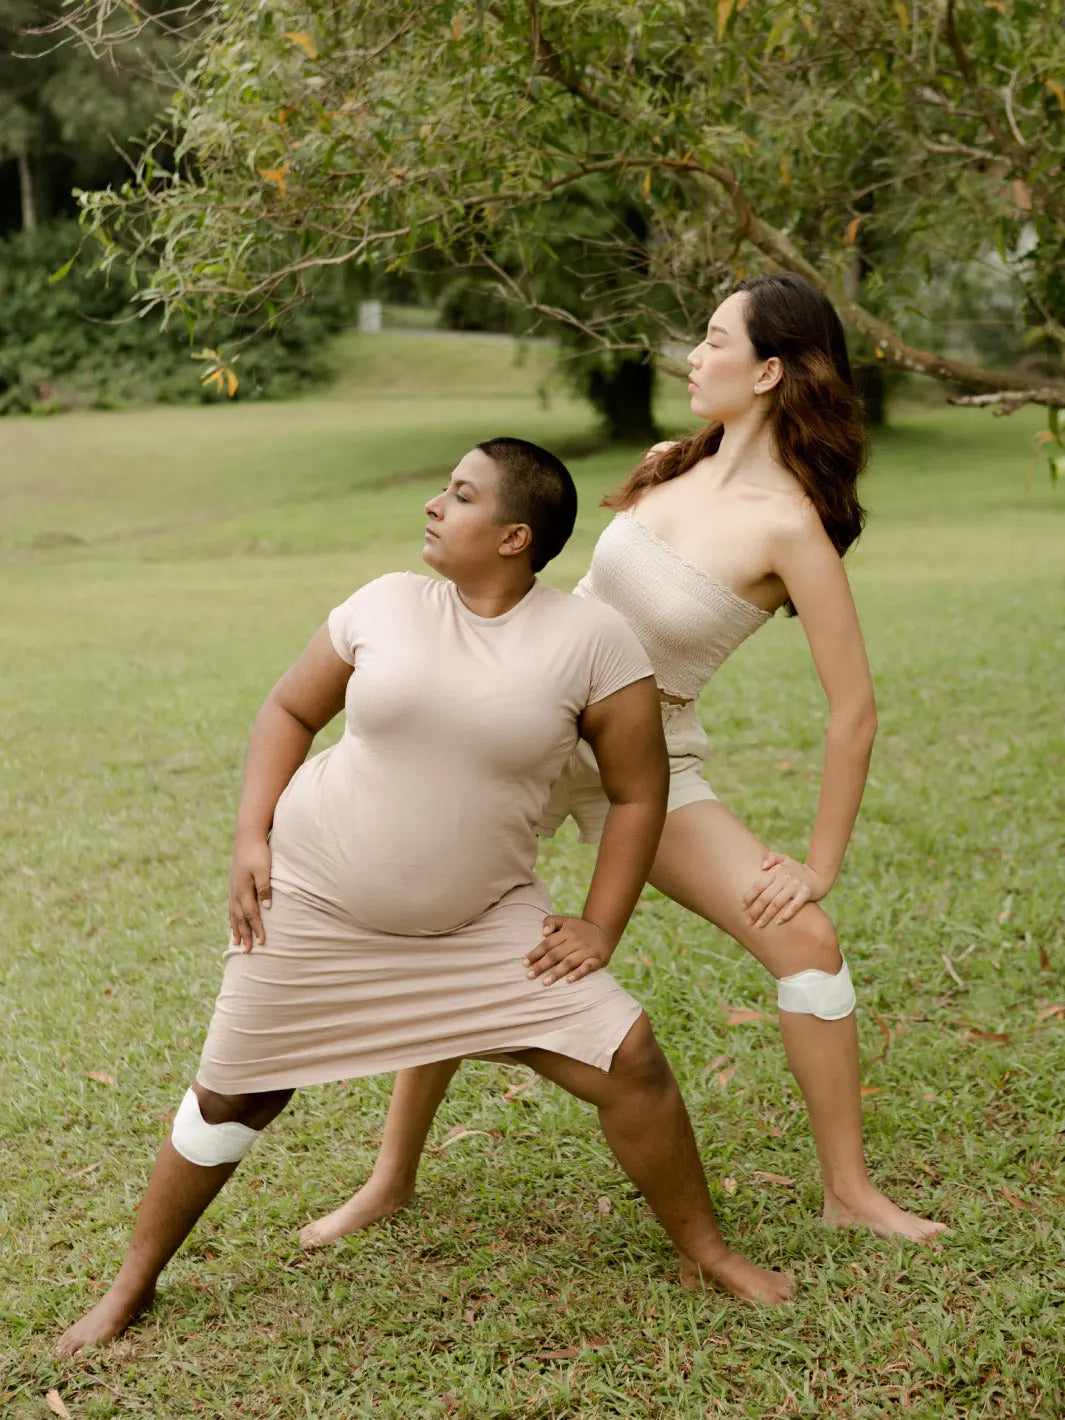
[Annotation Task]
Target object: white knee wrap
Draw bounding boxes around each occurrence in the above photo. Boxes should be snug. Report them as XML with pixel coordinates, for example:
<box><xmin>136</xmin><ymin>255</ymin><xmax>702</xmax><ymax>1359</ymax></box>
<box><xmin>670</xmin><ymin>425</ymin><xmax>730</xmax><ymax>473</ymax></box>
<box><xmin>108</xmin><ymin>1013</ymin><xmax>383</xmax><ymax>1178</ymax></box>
<box><xmin>777</xmin><ymin>959</ymin><xmax>856</xmax><ymax>1021</ymax></box>
<box><xmin>170</xmin><ymin>1088</ymin><xmax>260</xmax><ymax>1167</ymax></box>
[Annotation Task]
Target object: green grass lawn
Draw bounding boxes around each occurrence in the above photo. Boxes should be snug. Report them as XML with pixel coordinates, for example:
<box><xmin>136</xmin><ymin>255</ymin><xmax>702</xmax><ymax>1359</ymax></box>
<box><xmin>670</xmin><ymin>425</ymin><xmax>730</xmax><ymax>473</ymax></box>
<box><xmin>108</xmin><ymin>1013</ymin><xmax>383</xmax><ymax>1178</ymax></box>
<box><xmin>1</xmin><ymin>336</ymin><xmax>1064</xmax><ymax>1418</ymax></box>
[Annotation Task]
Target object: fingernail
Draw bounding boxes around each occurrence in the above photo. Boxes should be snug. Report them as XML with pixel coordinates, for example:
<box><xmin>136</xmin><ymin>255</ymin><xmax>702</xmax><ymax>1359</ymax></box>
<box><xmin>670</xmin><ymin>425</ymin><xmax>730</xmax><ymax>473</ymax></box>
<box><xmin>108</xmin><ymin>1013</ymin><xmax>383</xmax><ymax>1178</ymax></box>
<box><xmin>263</xmin><ymin>900</ymin><xmax>271</xmax><ymax>910</ymax></box>
<box><xmin>522</xmin><ymin>958</ymin><xmax>530</xmax><ymax>966</ymax></box>
<box><xmin>527</xmin><ymin>970</ymin><xmax>535</xmax><ymax>979</ymax></box>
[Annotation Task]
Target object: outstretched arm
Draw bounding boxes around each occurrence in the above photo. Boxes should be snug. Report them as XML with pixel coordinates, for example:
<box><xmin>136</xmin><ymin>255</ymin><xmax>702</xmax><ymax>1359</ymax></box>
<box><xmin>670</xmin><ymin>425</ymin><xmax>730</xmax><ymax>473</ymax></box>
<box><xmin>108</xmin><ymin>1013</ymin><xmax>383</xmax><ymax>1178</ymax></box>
<box><xmin>525</xmin><ymin>675</ymin><xmax>668</xmax><ymax>983</ymax></box>
<box><xmin>742</xmin><ymin>507</ymin><xmax>877</xmax><ymax>928</ymax></box>
<box><xmin>229</xmin><ymin>624</ymin><xmax>352</xmax><ymax>949</ymax></box>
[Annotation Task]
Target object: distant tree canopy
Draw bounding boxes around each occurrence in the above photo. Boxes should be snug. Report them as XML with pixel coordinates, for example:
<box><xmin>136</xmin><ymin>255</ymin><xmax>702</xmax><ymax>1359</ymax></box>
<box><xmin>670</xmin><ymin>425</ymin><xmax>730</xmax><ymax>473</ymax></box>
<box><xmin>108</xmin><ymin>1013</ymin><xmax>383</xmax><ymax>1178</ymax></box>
<box><xmin>0</xmin><ymin>0</ymin><xmax>177</xmax><ymax>233</ymax></box>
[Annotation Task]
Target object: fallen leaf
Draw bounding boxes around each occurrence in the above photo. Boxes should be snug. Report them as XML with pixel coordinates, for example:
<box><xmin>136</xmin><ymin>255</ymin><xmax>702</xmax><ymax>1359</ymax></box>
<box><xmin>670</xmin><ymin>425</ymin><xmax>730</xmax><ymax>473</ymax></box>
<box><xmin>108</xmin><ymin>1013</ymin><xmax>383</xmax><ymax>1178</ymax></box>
<box><xmin>69</xmin><ymin>1161</ymin><xmax>100</xmax><ymax>1178</ymax></box>
<box><xmin>751</xmin><ymin>1171</ymin><xmax>795</xmax><ymax>1186</ymax></box>
<box><xmin>536</xmin><ymin>1346</ymin><xmax>580</xmax><ymax>1361</ymax></box>
<box><xmin>716</xmin><ymin>1064</ymin><xmax>737</xmax><ymax>1090</ymax></box>
<box><xmin>596</xmin><ymin>1196</ymin><xmax>612</xmax><ymax>1215</ymax></box>
<box><xmin>1002</xmin><ymin>1186</ymin><xmax>1028</xmax><ymax>1209</ymax></box>
<box><xmin>726</xmin><ymin>1008</ymin><xmax>766</xmax><ymax>1026</ymax></box>
<box><xmin>867</xmin><ymin>1011</ymin><xmax>892</xmax><ymax>1067</ymax></box>
<box><xmin>1038</xmin><ymin>944</ymin><xmax>1050</xmax><ymax>972</ymax></box>
<box><xmin>859</xmin><ymin>1085</ymin><xmax>882</xmax><ymax>1096</ymax></box>
<box><xmin>463</xmin><ymin>1307</ymin><xmax>476</xmax><ymax>1324</ymax></box>
<box><xmin>440</xmin><ymin>1127</ymin><xmax>494</xmax><ymax>1149</ymax></box>
<box><xmin>702</xmin><ymin>1053</ymin><xmax>731</xmax><ymax>1075</ymax></box>
<box><xmin>87</xmin><ymin>1071</ymin><xmax>116</xmax><ymax>1087</ymax></box>
<box><xmin>767</xmin><ymin>1126</ymin><xmax>784</xmax><ymax>1138</ymax></box>
<box><xmin>722</xmin><ymin>1176</ymin><xmax>737</xmax><ymax>1195</ymax></box>
<box><xmin>965</xmin><ymin>1028</ymin><xmax>1010</xmax><ymax>1044</ymax></box>
<box><xmin>283</xmin><ymin>30</ymin><xmax>318</xmax><ymax>59</ymax></box>
<box><xmin>1035</xmin><ymin>1003</ymin><xmax>1065</xmax><ymax>1022</ymax></box>
<box><xmin>165</xmin><ymin>913</ymin><xmax>187</xmax><ymax>926</ymax></box>
<box><xmin>45</xmin><ymin>1393</ymin><xmax>72</xmax><ymax>1420</ymax></box>
<box><xmin>585</xmin><ymin>1335</ymin><xmax>608</xmax><ymax>1349</ymax></box>
<box><xmin>503</xmin><ymin>1078</ymin><xmax>536</xmax><ymax>1103</ymax></box>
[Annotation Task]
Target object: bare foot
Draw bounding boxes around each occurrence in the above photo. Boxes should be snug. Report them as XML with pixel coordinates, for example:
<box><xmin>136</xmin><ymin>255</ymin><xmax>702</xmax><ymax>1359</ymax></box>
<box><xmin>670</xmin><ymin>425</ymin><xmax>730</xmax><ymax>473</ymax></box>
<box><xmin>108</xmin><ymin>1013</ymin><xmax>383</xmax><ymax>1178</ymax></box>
<box><xmin>299</xmin><ymin>1178</ymin><xmax>414</xmax><ymax>1250</ymax></box>
<box><xmin>680</xmin><ymin>1250</ymin><xmax>795</xmax><ymax>1305</ymax></box>
<box><xmin>56</xmin><ymin>1283</ymin><xmax>156</xmax><ymax>1356</ymax></box>
<box><xmin>824</xmin><ymin>1188</ymin><xmax>948</xmax><ymax>1242</ymax></box>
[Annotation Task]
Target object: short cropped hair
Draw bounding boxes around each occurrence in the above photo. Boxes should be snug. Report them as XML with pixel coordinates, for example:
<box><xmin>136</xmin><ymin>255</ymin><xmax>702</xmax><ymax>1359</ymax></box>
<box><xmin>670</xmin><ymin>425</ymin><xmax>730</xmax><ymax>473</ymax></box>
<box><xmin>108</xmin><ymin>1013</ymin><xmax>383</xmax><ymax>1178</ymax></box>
<box><xmin>477</xmin><ymin>437</ymin><xmax>578</xmax><ymax>573</ymax></box>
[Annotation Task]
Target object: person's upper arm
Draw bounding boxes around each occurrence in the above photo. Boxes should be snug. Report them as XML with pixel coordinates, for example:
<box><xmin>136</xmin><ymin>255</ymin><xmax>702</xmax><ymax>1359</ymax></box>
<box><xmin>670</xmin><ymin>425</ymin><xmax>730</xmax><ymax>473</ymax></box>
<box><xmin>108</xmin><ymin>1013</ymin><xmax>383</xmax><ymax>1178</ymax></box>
<box><xmin>268</xmin><ymin>623</ymin><xmax>353</xmax><ymax>735</ymax></box>
<box><xmin>771</xmin><ymin>505</ymin><xmax>876</xmax><ymax>725</ymax></box>
<box><xmin>581</xmin><ymin>676</ymin><xmax>668</xmax><ymax>810</ymax></box>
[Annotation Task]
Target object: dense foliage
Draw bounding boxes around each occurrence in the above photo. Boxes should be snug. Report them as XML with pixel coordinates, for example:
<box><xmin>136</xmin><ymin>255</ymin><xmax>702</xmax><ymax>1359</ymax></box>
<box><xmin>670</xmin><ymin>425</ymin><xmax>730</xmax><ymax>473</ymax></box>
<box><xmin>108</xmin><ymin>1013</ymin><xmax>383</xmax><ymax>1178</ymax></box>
<box><xmin>63</xmin><ymin>0</ymin><xmax>1065</xmax><ymax>418</ymax></box>
<box><xmin>0</xmin><ymin>221</ymin><xmax>351</xmax><ymax>412</ymax></box>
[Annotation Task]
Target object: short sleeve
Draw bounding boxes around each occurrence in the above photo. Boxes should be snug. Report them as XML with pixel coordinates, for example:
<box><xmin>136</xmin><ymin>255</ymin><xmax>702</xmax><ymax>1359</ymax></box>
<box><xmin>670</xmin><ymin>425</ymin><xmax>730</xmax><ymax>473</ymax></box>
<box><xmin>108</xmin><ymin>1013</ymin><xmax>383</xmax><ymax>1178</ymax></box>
<box><xmin>584</xmin><ymin>605</ymin><xmax>654</xmax><ymax>706</ymax></box>
<box><xmin>327</xmin><ymin>575</ymin><xmax>399</xmax><ymax>665</ymax></box>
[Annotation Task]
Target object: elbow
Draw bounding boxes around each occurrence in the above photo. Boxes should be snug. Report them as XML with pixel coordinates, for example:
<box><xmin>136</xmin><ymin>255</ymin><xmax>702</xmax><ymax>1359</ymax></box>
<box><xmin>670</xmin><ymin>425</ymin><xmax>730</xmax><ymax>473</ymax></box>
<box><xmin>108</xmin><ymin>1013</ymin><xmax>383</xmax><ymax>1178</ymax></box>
<box><xmin>830</xmin><ymin>701</ymin><xmax>877</xmax><ymax>751</ymax></box>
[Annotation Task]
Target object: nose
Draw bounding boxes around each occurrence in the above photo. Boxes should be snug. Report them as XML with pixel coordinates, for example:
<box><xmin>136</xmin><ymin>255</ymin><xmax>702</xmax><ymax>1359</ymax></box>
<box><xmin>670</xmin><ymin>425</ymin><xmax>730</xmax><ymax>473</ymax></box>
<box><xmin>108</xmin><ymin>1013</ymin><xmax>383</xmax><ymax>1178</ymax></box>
<box><xmin>424</xmin><ymin>494</ymin><xmax>443</xmax><ymax>519</ymax></box>
<box><xmin>687</xmin><ymin>346</ymin><xmax>701</xmax><ymax>369</ymax></box>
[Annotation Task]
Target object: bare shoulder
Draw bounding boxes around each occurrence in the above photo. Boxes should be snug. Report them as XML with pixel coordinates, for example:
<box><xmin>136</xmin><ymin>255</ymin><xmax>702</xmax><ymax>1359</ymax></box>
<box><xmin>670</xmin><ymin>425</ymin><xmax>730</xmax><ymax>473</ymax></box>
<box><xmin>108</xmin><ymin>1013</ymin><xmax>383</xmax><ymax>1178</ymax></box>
<box><xmin>770</xmin><ymin>489</ymin><xmax>836</xmax><ymax>555</ymax></box>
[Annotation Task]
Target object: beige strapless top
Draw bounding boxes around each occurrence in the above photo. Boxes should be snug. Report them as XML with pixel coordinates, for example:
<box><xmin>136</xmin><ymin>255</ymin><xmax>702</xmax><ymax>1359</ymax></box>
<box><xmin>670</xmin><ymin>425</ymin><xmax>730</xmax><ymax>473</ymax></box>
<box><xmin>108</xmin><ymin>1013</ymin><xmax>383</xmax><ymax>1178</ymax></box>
<box><xmin>573</xmin><ymin>511</ymin><xmax>773</xmax><ymax>702</ymax></box>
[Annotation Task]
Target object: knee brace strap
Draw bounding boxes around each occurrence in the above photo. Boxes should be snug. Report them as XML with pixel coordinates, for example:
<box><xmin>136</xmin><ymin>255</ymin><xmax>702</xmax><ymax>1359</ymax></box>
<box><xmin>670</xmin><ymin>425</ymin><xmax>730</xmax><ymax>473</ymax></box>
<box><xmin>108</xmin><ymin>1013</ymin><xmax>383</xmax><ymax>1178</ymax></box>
<box><xmin>171</xmin><ymin>1088</ymin><xmax>260</xmax><ymax>1167</ymax></box>
<box><xmin>777</xmin><ymin>959</ymin><xmax>856</xmax><ymax>1021</ymax></box>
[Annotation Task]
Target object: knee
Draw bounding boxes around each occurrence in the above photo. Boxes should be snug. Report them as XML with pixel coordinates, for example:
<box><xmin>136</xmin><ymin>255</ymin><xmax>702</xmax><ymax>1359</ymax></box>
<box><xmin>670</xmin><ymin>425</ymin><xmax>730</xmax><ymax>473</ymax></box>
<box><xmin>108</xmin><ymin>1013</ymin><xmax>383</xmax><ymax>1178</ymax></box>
<box><xmin>194</xmin><ymin>1084</ymin><xmax>293</xmax><ymax>1130</ymax></box>
<box><xmin>610</xmin><ymin>1014</ymin><xmax>674</xmax><ymax>1093</ymax></box>
<box><xmin>780</xmin><ymin>906</ymin><xmax>842</xmax><ymax>976</ymax></box>
<box><xmin>170</xmin><ymin>1085</ymin><xmax>293</xmax><ymax>1169</ymax></box>
<box><xmin>775</xmin><ymin>910</ymin><xmax>855</xmax><ymax>1022</ymax></box>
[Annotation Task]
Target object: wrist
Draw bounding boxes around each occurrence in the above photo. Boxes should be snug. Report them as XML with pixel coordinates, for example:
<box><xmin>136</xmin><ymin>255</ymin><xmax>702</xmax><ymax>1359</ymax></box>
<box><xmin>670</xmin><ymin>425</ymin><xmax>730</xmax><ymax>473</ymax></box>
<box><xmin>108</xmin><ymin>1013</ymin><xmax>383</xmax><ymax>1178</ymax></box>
<box><xmin>582</xmin><ymin>917</ymin><xmax>620</xmax><ymax>953</ymax></box>
<box><xmin>804</xmin><ymin>860</ymin><xmax>836</xmax><ymax>890</ymax></box>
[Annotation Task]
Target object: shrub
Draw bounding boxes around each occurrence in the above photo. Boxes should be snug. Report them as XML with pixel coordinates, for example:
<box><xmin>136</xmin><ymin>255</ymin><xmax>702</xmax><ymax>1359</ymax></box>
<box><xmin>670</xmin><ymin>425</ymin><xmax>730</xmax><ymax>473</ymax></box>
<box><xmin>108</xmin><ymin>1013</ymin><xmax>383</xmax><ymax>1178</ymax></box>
<box><xmin>0</xmin><ymin>222</ymin><xmax>352</xmax><ymax>413</ymax></box>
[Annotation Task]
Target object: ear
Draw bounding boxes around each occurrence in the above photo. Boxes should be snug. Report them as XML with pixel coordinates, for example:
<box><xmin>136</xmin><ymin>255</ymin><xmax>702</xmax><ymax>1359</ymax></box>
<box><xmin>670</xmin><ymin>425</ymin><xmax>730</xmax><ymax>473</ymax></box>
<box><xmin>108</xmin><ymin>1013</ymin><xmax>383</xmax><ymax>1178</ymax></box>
<box><xmin>754</xmin><ymin>356</ymin><xmax>783</xmax><ymax>395</ymax></box>
<box><xmin>498</xmin><ymin>523</ymin><xmax>533</xmax><ymax>560</ymax></box>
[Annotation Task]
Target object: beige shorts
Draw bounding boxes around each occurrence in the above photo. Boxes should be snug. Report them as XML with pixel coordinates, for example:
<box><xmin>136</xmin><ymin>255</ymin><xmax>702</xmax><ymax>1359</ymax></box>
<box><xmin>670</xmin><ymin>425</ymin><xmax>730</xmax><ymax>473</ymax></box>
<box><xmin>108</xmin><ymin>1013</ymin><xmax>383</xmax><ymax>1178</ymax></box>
<box><xmin>536</xmin><ymin>700</ymin><xmax>716</xmax><ymax>845</ymax></box>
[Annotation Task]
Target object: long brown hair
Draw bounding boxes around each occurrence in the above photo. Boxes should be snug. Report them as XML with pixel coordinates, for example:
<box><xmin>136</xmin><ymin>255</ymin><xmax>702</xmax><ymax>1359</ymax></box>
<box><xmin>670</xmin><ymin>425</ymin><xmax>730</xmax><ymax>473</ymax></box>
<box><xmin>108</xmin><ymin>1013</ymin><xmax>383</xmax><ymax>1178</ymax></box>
<box><xmin>604</xmin><ymin>273</ymin><xmax>868</xmax><ymax>612</ymax></box>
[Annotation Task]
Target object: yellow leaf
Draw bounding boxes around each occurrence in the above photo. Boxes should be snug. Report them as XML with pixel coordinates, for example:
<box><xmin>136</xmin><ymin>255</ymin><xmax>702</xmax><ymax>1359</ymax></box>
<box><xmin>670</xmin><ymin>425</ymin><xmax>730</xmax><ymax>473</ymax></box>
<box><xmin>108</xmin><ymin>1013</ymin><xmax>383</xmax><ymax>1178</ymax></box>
<box><xmin>717</xmin><ymin>0</ymin><xmax>734</xmax><ymax>40</ymax></box>
<box><xmin>893</xmin><ymin>0</ymin><xmax>909</xmax><ymax>31</ymax></box>
<box><xmin>283</xmin><ymin>31</ymin><xmax>317</xmax><ymax>60</ymax></box>
<box><xmin>874</xmin><ymin>346</ymin><xmax>885</xmax><ymax>359</ymax></box>
<box><xmin>202</xmin><ymin>369</ymin><xmax>224</xmax><ymax>393</ymax></box>
<box><xmin>642</xmin><ymin>169</ymin><xmax>652</xmax><ymax>196</ymax></box>
<box><xmin>277</xmin><ymin>106</ymin><xmax>293</xmax><ymax>127</ymax></box>
<box><xmin>452</xmin><ymin>13</ymin><xmax>462</xmax><ymax>39</ymax></box>
<box><xmin>45</xmin><ymin>1392</ymin><xmax>72</xmax><ymax>1420</ymax></box>
<box><xmin>1046</xmin><ymin>79</ymin><xmax>1065</xmax><ymax>110</ymax></box>
<box><xmin>259</xmin><ymin>166</ymin><xmax>288</xmax><ymax>198</ymax></box>
<box><xmin>844</xmin><ymin>215</ymin><xmax>863</xmax><ymax>245</ymax></box>
<box><xmin>224</xmin><ymin>368</ymin><xmax>239</xmax><ymax>398</ymax></box>
<box><xmin>779</xmin><ymin>151</ymin><xmax>790</xmax><ymax>186</ymax></box>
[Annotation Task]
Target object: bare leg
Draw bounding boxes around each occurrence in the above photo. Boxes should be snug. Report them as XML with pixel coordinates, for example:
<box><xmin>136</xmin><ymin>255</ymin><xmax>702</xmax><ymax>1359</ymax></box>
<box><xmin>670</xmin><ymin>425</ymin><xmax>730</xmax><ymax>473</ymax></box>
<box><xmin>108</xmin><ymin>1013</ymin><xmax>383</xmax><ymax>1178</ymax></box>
<box><xmin>651</xmin><ymin>800</ymin><xmax>946</xmax><ymax>1242</ymax></box>
<box><xmin>515</xmin><ymin>1013</ymin><xmax>793</xmax><ymax>1303</ymax></box>
<box><xmin>56</xmin><ymin>1084</ymin><xmax>293</xmax><ymax>1355</ymax></box>
<box><xmin>300</xmin><ymin>1058</ymin><xmax>460</xmax><ymax>1249</ymax></box>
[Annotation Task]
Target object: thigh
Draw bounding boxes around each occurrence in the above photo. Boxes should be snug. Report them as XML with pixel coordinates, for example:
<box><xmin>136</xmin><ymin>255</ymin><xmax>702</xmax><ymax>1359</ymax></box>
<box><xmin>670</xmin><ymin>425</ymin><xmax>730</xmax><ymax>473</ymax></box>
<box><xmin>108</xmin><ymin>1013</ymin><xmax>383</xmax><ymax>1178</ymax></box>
<box><xmin>512</xmin><ymin>1012</ymin><xmax>669</xmax><ymax>1108</ymax></box>
<box><xmin>650</xmin><ymin>800</ymin><xmax>840</xmax><ymax>978</ymax></box>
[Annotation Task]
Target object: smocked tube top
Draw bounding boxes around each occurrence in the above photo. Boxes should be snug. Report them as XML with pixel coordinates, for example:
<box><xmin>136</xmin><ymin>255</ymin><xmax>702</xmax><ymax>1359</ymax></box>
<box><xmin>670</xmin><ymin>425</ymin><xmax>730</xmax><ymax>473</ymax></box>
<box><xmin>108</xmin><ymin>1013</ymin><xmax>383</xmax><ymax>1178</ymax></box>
<box><xmin>574</xmin><ymin>511</ymin><xmax>773</xmax><ymax>703</ymax></box>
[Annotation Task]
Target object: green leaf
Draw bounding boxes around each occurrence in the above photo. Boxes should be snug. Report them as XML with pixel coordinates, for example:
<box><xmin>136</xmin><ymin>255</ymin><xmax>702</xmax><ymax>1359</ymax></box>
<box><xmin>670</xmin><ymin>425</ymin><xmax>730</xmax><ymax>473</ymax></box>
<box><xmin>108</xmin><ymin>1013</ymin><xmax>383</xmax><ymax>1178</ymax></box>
<box><xmin>49</xmin><ymin>254</ymin><xmax>77</xmax><ymax>284</ymax></box>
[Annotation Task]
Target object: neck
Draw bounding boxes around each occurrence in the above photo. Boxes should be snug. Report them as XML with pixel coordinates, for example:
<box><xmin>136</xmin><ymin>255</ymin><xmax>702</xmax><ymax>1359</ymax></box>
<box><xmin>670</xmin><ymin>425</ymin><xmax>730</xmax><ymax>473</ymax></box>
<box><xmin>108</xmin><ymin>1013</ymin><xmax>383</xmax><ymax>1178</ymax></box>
<box><xmin>452</xmin><ymin>567</ymin><xmax>536</xmax><ymax>618</ymax></box>
<box><xmin>708</xmin><ymin>408</ymin><xmax>787</xmax><ymax>485</ymax></box>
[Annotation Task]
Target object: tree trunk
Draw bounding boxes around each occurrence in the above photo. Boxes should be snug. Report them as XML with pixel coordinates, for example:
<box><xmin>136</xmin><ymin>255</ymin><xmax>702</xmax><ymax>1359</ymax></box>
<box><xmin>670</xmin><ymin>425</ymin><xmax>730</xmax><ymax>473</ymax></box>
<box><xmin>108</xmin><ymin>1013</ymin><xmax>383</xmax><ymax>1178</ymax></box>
<box><xmin>17</xmin><ymin>148</ymin><xmax>37</xmax><ymax>234</ymax></box>
<box><xmin>587</xmin><ymin>354</ymin><xmax>659</xmax><ymax>443</ymax></box>
<box><xmin>855</xmin><ymin>362</ymin><xmax>889</xmax><ymax>427</ymax></box>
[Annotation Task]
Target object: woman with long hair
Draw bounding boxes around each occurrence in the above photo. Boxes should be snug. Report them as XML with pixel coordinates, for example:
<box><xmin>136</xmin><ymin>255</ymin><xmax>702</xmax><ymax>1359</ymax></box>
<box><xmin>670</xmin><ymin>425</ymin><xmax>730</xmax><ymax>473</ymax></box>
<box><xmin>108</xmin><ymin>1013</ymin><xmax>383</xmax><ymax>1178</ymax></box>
<box><xmin>301</xmin><ymin>273</ymin><xmax>946</xmax><ymax>1252</ymax></box>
